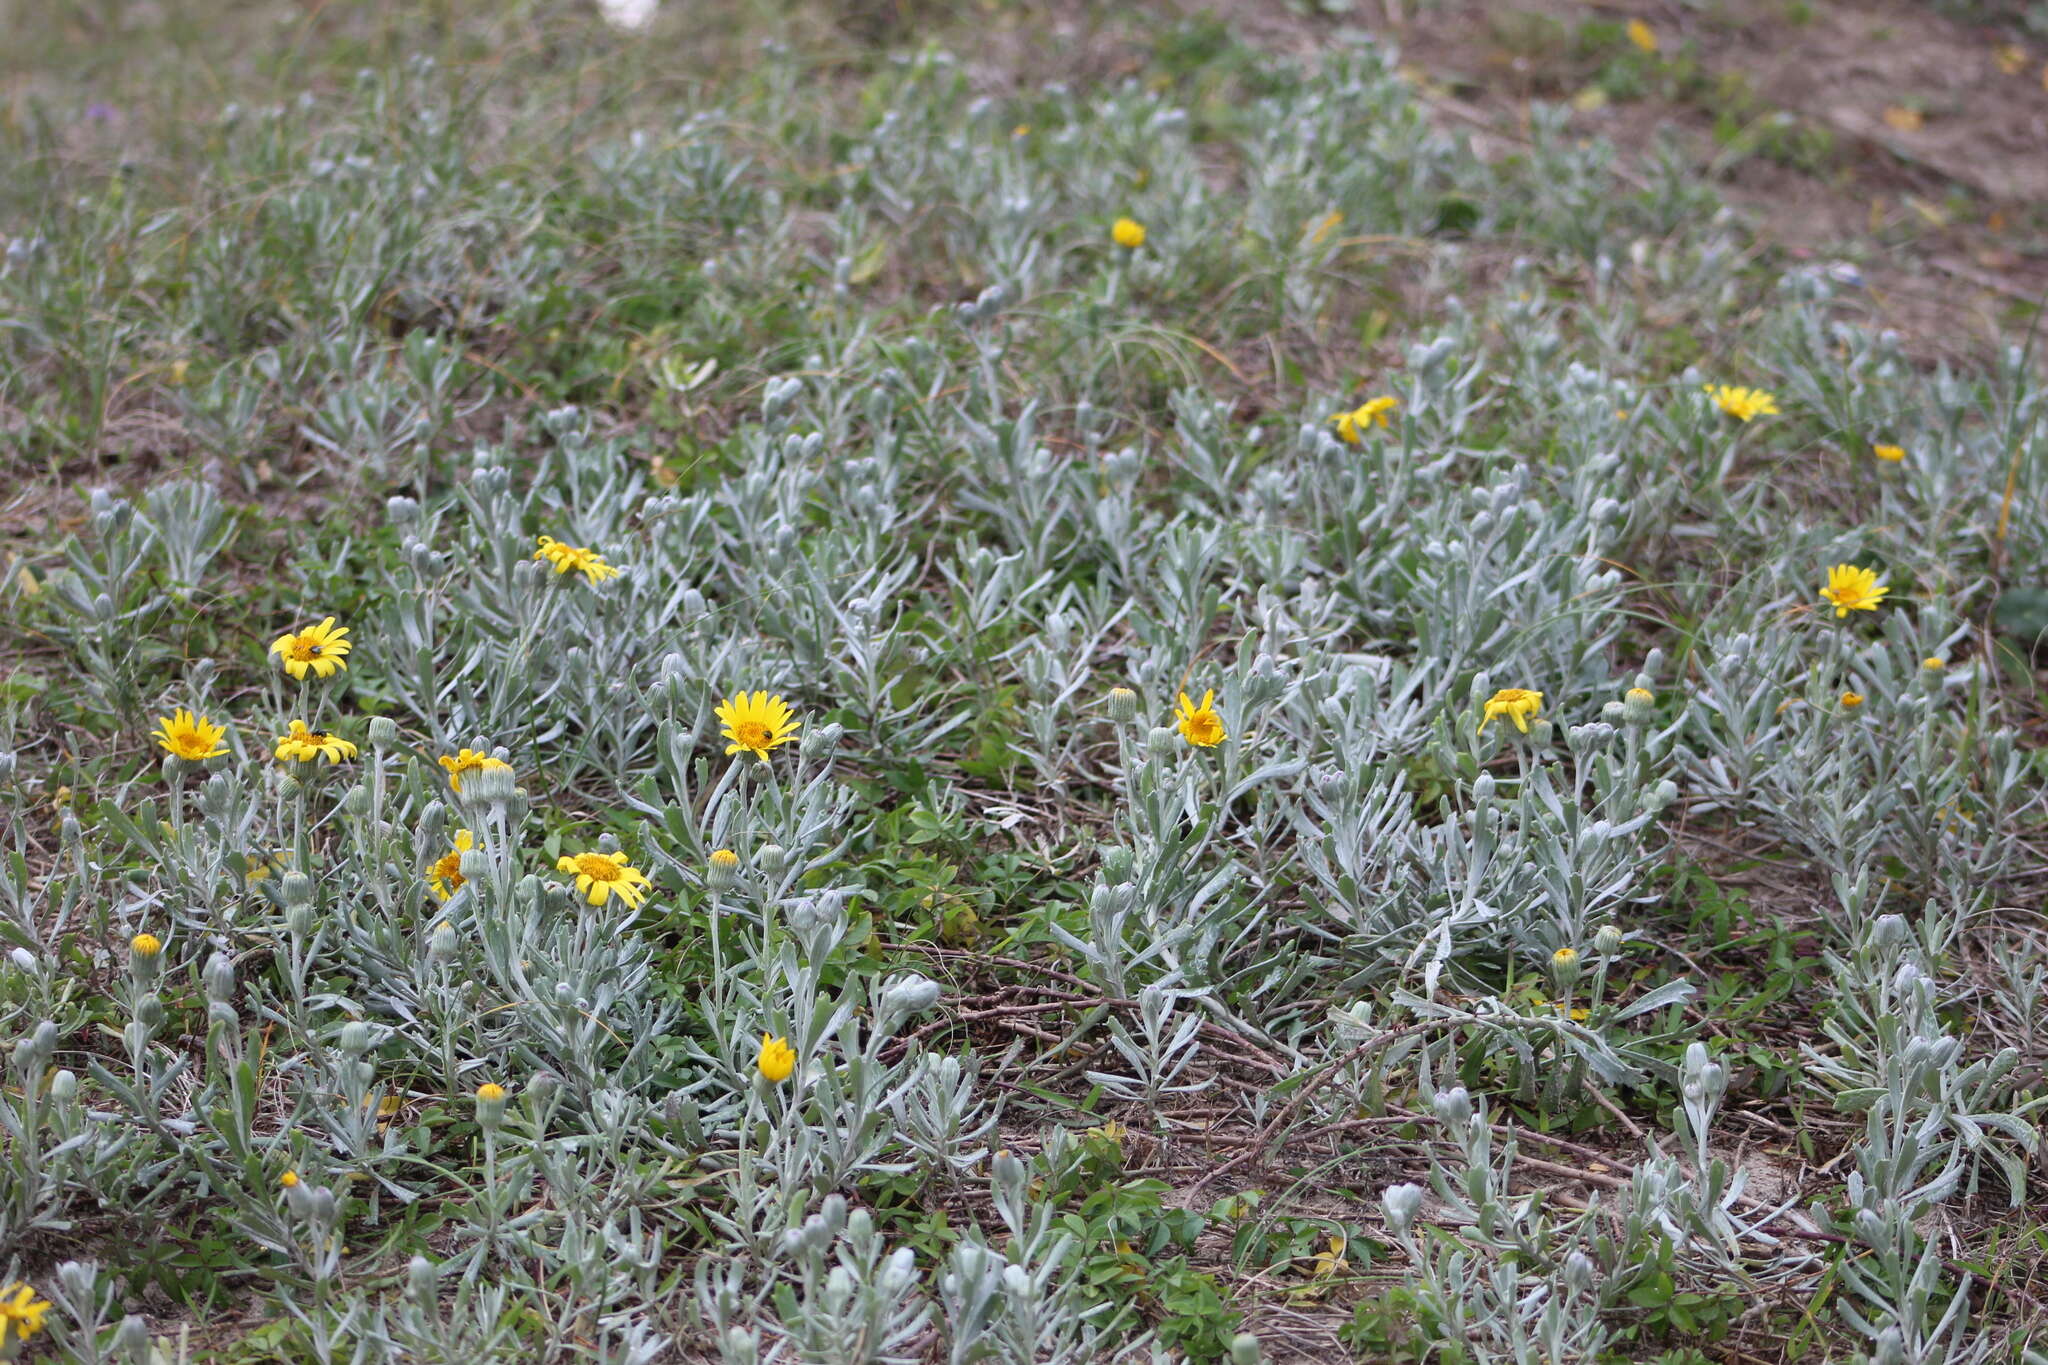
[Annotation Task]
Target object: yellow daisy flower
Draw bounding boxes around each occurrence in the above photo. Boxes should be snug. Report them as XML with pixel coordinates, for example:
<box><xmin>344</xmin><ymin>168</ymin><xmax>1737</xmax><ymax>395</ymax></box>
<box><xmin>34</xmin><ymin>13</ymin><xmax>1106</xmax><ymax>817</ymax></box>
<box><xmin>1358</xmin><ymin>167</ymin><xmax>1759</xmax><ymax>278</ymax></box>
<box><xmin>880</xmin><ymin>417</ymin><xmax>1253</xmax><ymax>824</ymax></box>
<box><xmin>0</xmin><ymin>1282</ymin><xmax>51</xmax><ymax>1349</ymax></box>
<box><xmin>534</xmin><ymin>535</ymin><xmax>621</xmax><ymax>586</ymax></box>
<box><xmin>269</xmin><ymin>617</ymin><xmax>352</xmax><ymax>680</ymax></box>
<box><xmin>438</xmin><ymin>748</ymin><xmax>512</xmax><ymax>793</ymax></box>
<box><xmin>1331</xmin><ymin>396</ymin><xmax>1399</xmax><ymax>444</ymax></box>
<box><xmin>756</xmin><ymin>1032</ymin><xmax>797</xmax><ymax>1083</ymax></box>
<box><xmin>152</xmin><ymin>708</ymin><xmax>229</xmax><ymax>761</ymax></box>
<box><xmin>1479</xmin><ymin>687</ymin><xmax>1544</xmax><ymax>734</ymax></box>
<box><xmin>715</xmin><ymin>691</ymin><xmax>801</xmax><ymax>762</ymax></box>
<box><xmin>555</xmin><ymin>850</ymin><xmax>653</xmax><ymax>909</ymax></box>
<box><xmin>1704</xmin><ymin>385</ymin><xmax>1779</xmax><ymax>422</ymax></box>
<box><xmin>1819</xmin><ymin>564</ymin><xmax>1888</xmax><ymax>617</ymax></box>
<box><xmin>274</xmin><ymin>721</ymin><xmax>357</xmax><ymax>764</ymax></box>
<box><xmin>427</xmin><ymin>829</ymin><xmax>473</xmax><ymax>901</ymax></box>
<box><xmin>1174</xmin><ymin>690</ymin><xmax>1226</xmax><ymax>747</ymax></box>
<box><xmin>1111</xmin><ymin>216</ymin><xmax>1146</xmax><ymax>249</ymax></box>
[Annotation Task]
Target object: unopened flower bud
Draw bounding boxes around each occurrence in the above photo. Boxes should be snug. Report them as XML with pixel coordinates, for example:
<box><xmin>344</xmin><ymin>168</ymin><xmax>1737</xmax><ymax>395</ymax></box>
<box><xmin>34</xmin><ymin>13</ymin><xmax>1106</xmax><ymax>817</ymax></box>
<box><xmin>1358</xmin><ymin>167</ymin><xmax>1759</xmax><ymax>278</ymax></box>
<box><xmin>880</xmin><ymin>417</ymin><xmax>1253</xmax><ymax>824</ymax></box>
<box><xmin>1382</xmin><ymin>1181</ymin><xmax>1425</xmax><ymax>1237</ymax></box>
<box><xmin>474</xmin><ymin>1081</ymin><xmax>509</xmax><ymax>1130</ymax></box>
<box><xmin>1594</xmin><ymin>923</ymin><xmax>1624</xmax><ymax>957</ymax></box>
<box><xmin>386</xmin><ymin>495</ymin><xmax>420</xmax><ymax>525</ymax></box>
<box><xmin>429</xmin><ymin>920</ymin><xmax>457</xmax><ymax>962</ymax></box>
<box><xmin>1550</xmin><ymin>945</ymin><xmax>1581</xmax><ymax>989</ymax></box>
<box><xmin>992</xmin><ymin>1149</ymin><xmax>1028</xmax><ymax>1203</ymax></box>
<box><xmin>1432</xmin><ymin>1086</ymin><xmax>1473</xmax><ymax>1129</ymax></box>
<box><xmin>285</xmin><ymin>901</ymin><xmax>316</xmax><ymax>939</ymax></box>
<box><xmin>280</xmin><ymin>871</ymin><xmax>315</xmax><ymax>908</ymax></box>
<box><xmin>1099</xmin><ymin>846</ymin><xmax>1136</xmax><ymax>884</ymax></box>
<box><xmin>1562</xmin><ymin>1250</ymin><xmax>1597</xmax><ymax>1293</ymax></box>
<box><xmin>756</xmin><ymin>843</ymin><xmax>790</xmax><ymax>877</ymax></box>
<box><xmin>1146</xmin><ymin>725</ymin><xmax>1177</xmax><ymax>760</ymax></box>
<box><xmin>135</xmin><ymin>993</ymin><xmax>166</xmax><ymax>1031</ymax></box>
<box><xmin>407</xmin><ymin>1255</ymin><xmax>437</xmax><ymax>1306</ymax></box>
<box><xmin>881</xmin><ymin>973</ymin><xmax>942</xmax><ymax>1024</ymax></box>
<box><xmin>340</xmin><ymin>784</ymin><xmax>370</xmax><ymax>817</ymax></box>
<box><xmin>203</xmin><ymin>953</ymin><xmax>235</xmax><ymax>1003</ymax></box>
<box><xmin>1623</xmin><ymin>686</ymin><xmax>1655</xmax><ymax>725</ymax></box>
<box><xmin>116</xmin><ymin>1315</ymin><xmax>151</xmax><ymax>1357</ymax></box>
<box><xmin>1229</xmin><ymin>1333</ymin><xmax>1264</xmax><ymax>1365</ymax></box>
<box><xmin>338</xmin><ymin>1021</ymin><xmax>372</xmax><ymax>1055</ymax></box>
<box><xmin>1106</xmin><ymin>686</ymin><xmax>1139</xmax><ymax>723</ymax></box>
<box><xmin>277</xmin><ymin>774</ymin><xmax>303</xmax><ymax>802</ymax></box>
<box><xmin>707</xmin><ymin>848</ymin><xmax>741</xmax><ymax>891</ymax></box>
<box><xmin>49</xmin><ymin>1068</ymin><xmax>78</xmax><ymax>1103</ymax></box>
<box><xmin>368</xmin><ymin>716</ymin><xmax>401</xmax><ymax>749</ymax></box>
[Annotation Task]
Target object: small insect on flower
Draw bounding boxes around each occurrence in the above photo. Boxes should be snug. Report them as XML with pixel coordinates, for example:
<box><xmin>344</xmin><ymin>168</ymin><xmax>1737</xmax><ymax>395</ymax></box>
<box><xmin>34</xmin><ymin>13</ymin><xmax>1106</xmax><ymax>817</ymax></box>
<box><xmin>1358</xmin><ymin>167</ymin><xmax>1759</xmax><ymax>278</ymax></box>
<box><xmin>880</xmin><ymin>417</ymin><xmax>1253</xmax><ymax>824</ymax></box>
<box><xmin>1704</xmin><ymin>385</ymin><xmax>1779</xmax><ymax>422</ymax></box>
<box><xmin>1111</xmin><ymin>216</ymin><xmax>1146</xmax><ymax>249</ymax></box>
<box><xmin>438</xmin><ymin>748</ymin><xmax>512</xmax><ymax>793</ymax></box>
<box><xmin>1819</xmin><ymin>564</ymin><xmax>1889</xmax><ymax>618</ymax></box>
<box><xmin>269</xmin><ymin>617</ymin><xmax>352</xmax><ymax>680</ymax></box>
<box><xmin>274</xmin><ymin>721</ymin><xmax>358</xmax><ymax>765</ymax></box>
<box><xmin>1330</xmin><ymin>396</ymin><xmax>1399</xmax><ymax>444</ymax></box>
<box><xmin>1479</xmin><ymin>687</ymin><xmax>1544</xmax><ymax>734</ymax></box>
<box><xmin>1</xmin><ymin>1281</ymin><xmax>52</xmax><ymax>1347</ymax></box>
<box><xmin>1174</xmin><ymin>690</ymin><xmax>1226</xmax><ymax>747</ymax></box>
<box><xmin>152</xmin><ymin>708</ymin><xmax>229</xmax><ymax>761</ymax></box>
<box><xmin>1626</xmin><ymin>18</ymin><xmax>1657</xmax><ymax>52</ymax></box>
<box><xmin>427</xmin><ymin>830</ymin><xmax>474</xmax><ymax>901</ymax></box>
<box><xmin>555</xmin><ymin>850</ymin><xmax>653</xmax><ymax>909</ymax></box>
<box><xmin>534</xmin><ymin>535</ymin><xmax>621</xmax><ymax>586</ymax></box>
<box><xmin>756</xmin><ymin>1032</ymin><xmax>797</xmax><ymax>1084</ymax></box>
<box><xmin>1871</xmin><ymin>442</ymin><xmax>1906</xmax><ymax>462</ymax></box>
<box><xmin>715</xmin><ymin>691</ymin><xmax>801</xmax><ymax>761</ymax></box>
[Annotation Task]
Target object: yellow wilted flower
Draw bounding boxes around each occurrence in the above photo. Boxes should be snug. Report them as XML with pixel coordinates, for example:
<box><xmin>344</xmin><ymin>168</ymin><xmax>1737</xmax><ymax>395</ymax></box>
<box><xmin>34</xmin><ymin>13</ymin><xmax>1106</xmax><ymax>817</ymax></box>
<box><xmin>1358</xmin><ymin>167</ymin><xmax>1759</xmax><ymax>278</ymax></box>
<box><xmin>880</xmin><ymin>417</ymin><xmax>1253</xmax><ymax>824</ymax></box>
<box><xmin>269</xmin><ymin>616</ymin><xmax>352</xmax><ymax>680</ymax></box>
<box><xmin>274</xmin><ymin>721</ymin><xmax>358</xmax><ymax>765</ymax></box>
<box><xmin>1840</xmin><ymin>691</ymin><xmax>1865</xmax><ymax>709</ymax></box>
<box><xmin>715</xmin><ymin>691</ymin><xmax>801</xmax><ymax>761</ymax></box>
<box><xmin>1627</xmin><ymin>18</ymin><xmax>1657</xmax><ymax>53</ymax></box>
<box><xmin>555</xmin><ymin>850</ymin><xmax>653</xmax><ymax>909</ymax></box>
<box><xmin>1174</xmin><ymin>690</ymin><xmax>1225</xmax><ymax>748</ymax></box>
<box><xmin>152</xmin><ymin>708</ymin><xmax>229</xmax><ymax>761</ymax></box>
<box><xmin>1479</xmin><ymin>688</ymin><xmax>1544</xmax><ymax>734</ymax></box>
<box><xmin>756</xmin><ymin>1033</ymin><xmax>797</xmax><ymax>1083</ymax></box>
<box><xmin>438</xmin><ymin>748</ymin><xmax>512</xmax><ymax>793</ymax></box>
<box><xmin>1331</xmin><ymin>396</ymin><xmax>1399</xmax><ymax>444</ymax></box>
<box><xmin>427</xmin><ymin>830</ymin><xmax>473</xmax><ymax>901</ymax></box>
<box><xmin>1819</xmin><ymin>564</ymin><xmax>1888</xmax><ymax>618</ymax></box>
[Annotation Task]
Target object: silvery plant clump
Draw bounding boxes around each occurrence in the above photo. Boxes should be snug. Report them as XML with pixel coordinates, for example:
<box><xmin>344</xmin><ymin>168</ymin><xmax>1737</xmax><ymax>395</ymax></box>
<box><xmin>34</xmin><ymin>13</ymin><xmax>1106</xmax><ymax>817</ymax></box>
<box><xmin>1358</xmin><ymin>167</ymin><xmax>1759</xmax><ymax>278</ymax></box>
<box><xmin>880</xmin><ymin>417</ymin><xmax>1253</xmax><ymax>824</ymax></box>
<box><xmin>4</xmin><ymin>10</ymin><xmax>2047</xmax><ymax>1364</ymax></box>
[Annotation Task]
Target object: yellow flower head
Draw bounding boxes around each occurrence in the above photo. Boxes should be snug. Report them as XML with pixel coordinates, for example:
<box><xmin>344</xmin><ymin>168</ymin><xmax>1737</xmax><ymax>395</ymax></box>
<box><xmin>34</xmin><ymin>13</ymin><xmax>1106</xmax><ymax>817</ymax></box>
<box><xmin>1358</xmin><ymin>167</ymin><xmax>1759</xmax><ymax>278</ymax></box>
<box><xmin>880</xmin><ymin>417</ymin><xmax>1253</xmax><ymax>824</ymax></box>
<box><xmin>475</xmin><ymin>1082</ymin><xmax>507</xmax><ymax>1103</ymax></box>
<box><xmin>1839</xmin><ymin>691</ymin><xmax>1865</xmax><ymax>709</ymax></box>
<box><xmin>1331</xmin><ymin>396</ymin><xmax>1399</xmax><ymax>444</ymax></box>
<box><xmin>1111</xmin><ymin>216</ymin><xmax>1146</xmax><ymax>249</ymax></box>
<box><xmin>131</xmin><ymin>932</ymin><xmax>163</xmax><ymax>957</ymax></box>
<box><xmin>1174</xmin><ymin>690</ymin><xmax>1226</xmax><ymax>747</ymax></box>
<box><xmin>756</xmin><ymin>1032</ymin><xmax>797</xmax><ymax>1083</ymax></box>
<box><xmin>715</xmin><ymin>690</ymin><xmax>801</xmax><ymax>762</ymax></box>
<box><xmin>1626</xmin><ymin>18</ymin><xmax>1657</xmax><ymax>52</ymax></box>
<box><xmin>534</xmin><ymin>535</ymin><xmax>621</xmax><ymax>586</ymax></box>
<box><xmin>438</xmin><ymin>748</ymin><xmax>512</xmax><ymax>793</ymax></box>
<box><xmin>1922</xmin><ymin>656</ymin><xmax>1946</xmax><ymax>671</ymax></box>
<box><xmin>1871</xmin><ymin>442</ymin><xmax>1906</xmax><ymax>463</ymax></box>
<box><xmin>427</xmin><ymin>829</ymin><xmax>474</xmax><ymax>901</ymax></box>
<box><xmin>279</xmin><ymin>1170</ymin><xmax>300</xmax><ymax>1189</ymax></box>
<box><xmin>1819</xmin><ymin>564</ymin><xmax>1888</xmax><ymax>618</ymax></box>
<box><xmin>710</xmin><ymin>848</ymin><xmax>741</xmax><ymax>871</ymax></box>
<box><xmin>152</xmin><ymin>708</ymin><xmax>229</xmax><ymax>761</ymax></box>
<box><xmin>1479</xmin><ymin>687</ymin><xmax>1544</xmax><ymax>734</ymax></box>
<box><xmin>274</xmin><ymin>720</ymin><xmax>358</xmax><ymax>765</ymax></box>
<box><xmin>555</xmin><ymin>850</ymin><xmax>653</xmax><ymax>909</ymax></box>
<box><xmin>269</xmin><ymin>617</ymin><xmax>352</xmax><ymax>680</ymax></box>
<box><xmin>1552</xmin><ymin>947</ymin><xmax>1578</xmax><ymax>967</ymax></box>
<box><xmin>0</xmin><ymin>1281</ymin><xmax>51</xmax><ymax>1347</ymax></box>
<box><xmin>1704</xmin><ymin>385</ymin><xmax>1779</xmax><ymax>422</ymax></box>
<box><xmin>1625</xmin><ymin>687</ymin><xmax>1655</xmax><ymax>706</ymax></box>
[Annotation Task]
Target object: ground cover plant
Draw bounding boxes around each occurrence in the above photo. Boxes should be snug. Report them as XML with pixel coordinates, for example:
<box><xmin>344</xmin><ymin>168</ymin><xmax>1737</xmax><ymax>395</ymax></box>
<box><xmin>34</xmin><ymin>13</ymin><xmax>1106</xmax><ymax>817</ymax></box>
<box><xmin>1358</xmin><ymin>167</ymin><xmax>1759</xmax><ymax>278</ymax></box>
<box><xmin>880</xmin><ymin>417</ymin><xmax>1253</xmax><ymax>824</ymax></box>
<box><xmin>4</xmin><ymin>1</ymin><xmax>2048</xmax><ymax>1361</ymax></box>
